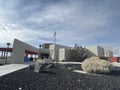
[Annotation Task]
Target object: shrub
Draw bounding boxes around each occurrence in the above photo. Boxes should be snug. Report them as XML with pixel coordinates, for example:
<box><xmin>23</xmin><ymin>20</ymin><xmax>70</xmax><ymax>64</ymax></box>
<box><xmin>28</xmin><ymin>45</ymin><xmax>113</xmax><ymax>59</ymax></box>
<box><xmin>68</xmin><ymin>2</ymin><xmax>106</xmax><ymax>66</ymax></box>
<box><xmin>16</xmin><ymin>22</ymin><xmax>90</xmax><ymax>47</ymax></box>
<box><xmin>69</xmin><ymin>44</ymin><xmax>87</xmax><ymax>62</ymax></box>
<box><xmin>81</xmin><ymin>57</ymin><xmax>113</xmax><ymax>74</ymax></box>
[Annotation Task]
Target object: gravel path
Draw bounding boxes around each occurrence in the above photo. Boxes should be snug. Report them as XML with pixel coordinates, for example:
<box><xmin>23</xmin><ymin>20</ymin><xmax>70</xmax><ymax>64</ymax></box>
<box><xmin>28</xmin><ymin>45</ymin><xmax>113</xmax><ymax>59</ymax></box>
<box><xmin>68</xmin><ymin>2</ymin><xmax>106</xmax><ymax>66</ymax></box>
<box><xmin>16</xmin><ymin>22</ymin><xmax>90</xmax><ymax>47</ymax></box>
<box><xmin>0</xmin><ymin>64</ymin><xmax>120</xmax><ymax>90</ymax></box>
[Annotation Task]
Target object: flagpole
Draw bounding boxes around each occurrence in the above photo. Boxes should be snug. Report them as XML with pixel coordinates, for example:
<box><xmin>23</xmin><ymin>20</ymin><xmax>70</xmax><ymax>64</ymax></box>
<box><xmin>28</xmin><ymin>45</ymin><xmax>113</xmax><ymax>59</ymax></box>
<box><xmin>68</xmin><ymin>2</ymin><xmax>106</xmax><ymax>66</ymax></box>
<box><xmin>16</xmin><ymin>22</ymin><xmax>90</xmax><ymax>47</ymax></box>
<box><xmin>53</xmin><ymin>31</ymin><xmax>57</xmax><ymax>63</ymax></box>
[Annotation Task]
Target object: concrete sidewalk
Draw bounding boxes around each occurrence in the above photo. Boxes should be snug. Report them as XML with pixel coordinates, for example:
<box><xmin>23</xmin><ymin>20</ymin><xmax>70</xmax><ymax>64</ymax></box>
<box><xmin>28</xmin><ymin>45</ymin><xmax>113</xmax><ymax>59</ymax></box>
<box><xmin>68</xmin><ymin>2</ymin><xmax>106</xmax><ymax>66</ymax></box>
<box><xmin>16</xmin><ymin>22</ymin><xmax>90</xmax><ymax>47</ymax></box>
<box><xmin>112</xmin><ymin>62</ymin><xmax>120</xmax><ymax>67</ymax></box>
<box><xmin>58</xmin><ymin>62</ymin><xmax>120</xmax><ymax>67</ymax></box>
<box><xmin>57</xmin><ymin>62</ymin><xmax>82</xmax><ymax>64</ymax></box>
<box><xmin>0</xmin><ymin>64</ymin><xmax>29</xmax><ymax>76</ymax></box>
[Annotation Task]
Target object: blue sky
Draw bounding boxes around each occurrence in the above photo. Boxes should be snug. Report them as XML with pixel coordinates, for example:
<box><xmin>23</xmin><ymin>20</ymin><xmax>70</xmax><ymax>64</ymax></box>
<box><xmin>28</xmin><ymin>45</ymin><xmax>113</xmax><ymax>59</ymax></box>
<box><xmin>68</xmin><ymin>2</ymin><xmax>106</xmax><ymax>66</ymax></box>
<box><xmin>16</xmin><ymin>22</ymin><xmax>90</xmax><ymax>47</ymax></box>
<box><xmin>0</xmin><ymin>0</ymin><xmax>120</xmax><ymax>55</ymax></box>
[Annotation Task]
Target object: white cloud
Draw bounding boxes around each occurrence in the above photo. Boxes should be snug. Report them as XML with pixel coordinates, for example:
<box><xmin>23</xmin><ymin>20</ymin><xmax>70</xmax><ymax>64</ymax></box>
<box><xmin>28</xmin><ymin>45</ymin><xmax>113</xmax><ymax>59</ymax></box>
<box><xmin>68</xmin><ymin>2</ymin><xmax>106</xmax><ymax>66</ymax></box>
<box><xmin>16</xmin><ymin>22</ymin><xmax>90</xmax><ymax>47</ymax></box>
<box><xmin>0</xmin><ymin>0</ymin><xmax>120</xmax><ymax>48</ymax></box>
<box><xmin>0</xmin><ymin>24</ymin><xmax>53</xmax><ymax>47</ymax></box>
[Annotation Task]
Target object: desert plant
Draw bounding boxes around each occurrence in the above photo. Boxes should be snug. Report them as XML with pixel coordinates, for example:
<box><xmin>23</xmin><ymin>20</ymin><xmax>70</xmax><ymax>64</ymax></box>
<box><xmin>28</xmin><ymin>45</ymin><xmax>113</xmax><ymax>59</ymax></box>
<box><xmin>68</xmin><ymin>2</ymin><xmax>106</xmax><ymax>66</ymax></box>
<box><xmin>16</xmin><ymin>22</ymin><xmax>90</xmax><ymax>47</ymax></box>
<box><xmin>81</xmin><ymin>57</ymin><xmax>113</xmax><ymax>74</ymax></box>
<box><xmin>69</xmin><ymin>44</ymin><xmax>87</xmax><ymax>62</ymax></box>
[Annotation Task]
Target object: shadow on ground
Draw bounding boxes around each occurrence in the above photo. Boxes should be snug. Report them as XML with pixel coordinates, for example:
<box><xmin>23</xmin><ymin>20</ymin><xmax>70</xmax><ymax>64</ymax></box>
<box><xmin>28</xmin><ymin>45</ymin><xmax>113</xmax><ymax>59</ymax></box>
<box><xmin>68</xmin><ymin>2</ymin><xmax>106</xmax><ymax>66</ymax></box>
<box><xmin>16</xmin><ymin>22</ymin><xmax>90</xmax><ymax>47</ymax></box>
<box><xmin>108</xmin><ymin>66</ymin><xmax>120</xmax><ymax>76</ymax></box>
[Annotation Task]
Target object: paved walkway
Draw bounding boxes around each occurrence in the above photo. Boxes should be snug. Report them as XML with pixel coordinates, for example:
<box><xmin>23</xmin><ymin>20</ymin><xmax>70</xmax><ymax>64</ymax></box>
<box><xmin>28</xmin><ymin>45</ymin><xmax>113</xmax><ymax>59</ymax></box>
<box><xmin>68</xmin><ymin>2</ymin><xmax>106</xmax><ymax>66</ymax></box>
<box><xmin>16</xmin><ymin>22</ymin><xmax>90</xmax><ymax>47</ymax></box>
<box><xmin>57</xmin><ymin>62</ymin><xmax>82</xmax><ymax>64</ymax></box>
<box><xmin>0</xmin><ymin>64</ymin><xmax>29</xmax><ymax>76</ymax></box>
<box><xmin>112</xmin><ymin>62</ymin><xmax>120</xmax><ymax>67</ymax></box>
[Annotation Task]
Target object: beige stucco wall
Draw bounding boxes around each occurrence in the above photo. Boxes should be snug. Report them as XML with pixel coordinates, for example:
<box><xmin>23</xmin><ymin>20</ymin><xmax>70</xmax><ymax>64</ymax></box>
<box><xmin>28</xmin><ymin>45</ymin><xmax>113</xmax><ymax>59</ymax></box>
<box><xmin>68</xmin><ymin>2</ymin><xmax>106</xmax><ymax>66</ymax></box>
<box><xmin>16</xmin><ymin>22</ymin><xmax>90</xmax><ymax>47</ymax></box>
<box><xmin>11</xmin><ymin>39</ymin><xmax>38</xmax><ymax>64</ymax></box>
<box><xmin>59</xmin><ymin>48</ymin><xmax>70</xmax><ymax>61</ymax></box>
<box><xmin>49</xmin><ymin>44</ymin><xmax>71</xmax><ymax>61</ymax></box>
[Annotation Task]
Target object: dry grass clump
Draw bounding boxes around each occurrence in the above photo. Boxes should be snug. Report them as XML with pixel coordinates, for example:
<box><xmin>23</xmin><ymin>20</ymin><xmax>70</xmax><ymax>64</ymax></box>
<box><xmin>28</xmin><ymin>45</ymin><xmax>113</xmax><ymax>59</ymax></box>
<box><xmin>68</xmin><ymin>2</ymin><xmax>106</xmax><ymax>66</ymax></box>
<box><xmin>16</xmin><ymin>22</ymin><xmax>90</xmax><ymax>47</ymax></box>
<box><xmin>81</xmin><ymin>57</ymin><xmax>113</xmax><ymax>74</ymax></box>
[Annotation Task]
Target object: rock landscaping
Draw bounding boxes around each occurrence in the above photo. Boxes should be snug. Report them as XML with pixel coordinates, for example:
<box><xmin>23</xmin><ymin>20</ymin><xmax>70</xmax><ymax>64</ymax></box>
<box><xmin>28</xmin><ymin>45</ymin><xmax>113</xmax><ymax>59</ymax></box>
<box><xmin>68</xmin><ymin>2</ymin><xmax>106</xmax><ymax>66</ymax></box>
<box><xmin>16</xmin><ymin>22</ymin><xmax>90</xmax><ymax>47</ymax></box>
<box><xmin>0</xmin><ymin>64</ymin><xmax>120</xmax><ymax>90</ymax></box>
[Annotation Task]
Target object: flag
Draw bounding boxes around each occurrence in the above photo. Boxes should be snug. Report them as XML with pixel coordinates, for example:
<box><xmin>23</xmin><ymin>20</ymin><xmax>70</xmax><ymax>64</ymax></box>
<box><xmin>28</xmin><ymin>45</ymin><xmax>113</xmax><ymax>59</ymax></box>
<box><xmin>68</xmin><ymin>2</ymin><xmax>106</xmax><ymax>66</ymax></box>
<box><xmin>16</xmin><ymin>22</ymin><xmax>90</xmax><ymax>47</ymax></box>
<box><xmin>53</xmin><ymin>31</ymin><xmax>56</xmax><ymax>38</ymax></box>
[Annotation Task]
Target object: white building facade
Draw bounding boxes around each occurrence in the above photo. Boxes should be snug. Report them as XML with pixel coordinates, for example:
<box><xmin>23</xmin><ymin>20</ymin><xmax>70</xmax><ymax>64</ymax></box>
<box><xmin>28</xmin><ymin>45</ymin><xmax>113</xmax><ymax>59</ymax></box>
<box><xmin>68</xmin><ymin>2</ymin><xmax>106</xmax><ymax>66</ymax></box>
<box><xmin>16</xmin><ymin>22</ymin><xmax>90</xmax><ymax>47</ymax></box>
<box><xmin>41</xmin><ymin>43</ymin><xmax>71</xmax><ymax>61</ymax></box>
<box><xmin>59</xmin><ymin>48</ymin><xmax>70</xmax><ymax>61</ymax></box>
<box><xmin>41</xmin><ymin>44</ymin><xmax>112</xmax><ymax>61</ymax></box>
<box><xmin>86</xmin><ymin>46</ymin><xmax>105</xmax><ymax>58</ymax></box>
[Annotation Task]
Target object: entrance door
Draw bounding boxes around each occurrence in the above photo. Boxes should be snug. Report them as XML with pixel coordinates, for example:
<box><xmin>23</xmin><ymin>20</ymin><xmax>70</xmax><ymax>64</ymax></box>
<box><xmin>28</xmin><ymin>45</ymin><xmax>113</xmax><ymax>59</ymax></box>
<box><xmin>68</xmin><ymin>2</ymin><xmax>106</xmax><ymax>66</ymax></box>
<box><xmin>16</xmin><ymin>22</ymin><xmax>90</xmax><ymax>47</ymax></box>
<box><xmin>40</xmin><ymin>53</ymin><xmax>49</xmax><ymax>59</ymax></box>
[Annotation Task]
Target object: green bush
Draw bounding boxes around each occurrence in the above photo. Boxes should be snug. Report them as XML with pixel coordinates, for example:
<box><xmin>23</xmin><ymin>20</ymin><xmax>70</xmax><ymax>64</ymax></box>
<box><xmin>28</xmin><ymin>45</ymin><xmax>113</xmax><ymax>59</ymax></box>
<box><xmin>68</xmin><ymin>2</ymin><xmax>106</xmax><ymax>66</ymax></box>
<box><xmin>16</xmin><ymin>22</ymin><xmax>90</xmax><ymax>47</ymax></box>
<box><xmin>69</xmin><ymin>44</ymin><xmax>87</xmax><ymax>62</ymax></box>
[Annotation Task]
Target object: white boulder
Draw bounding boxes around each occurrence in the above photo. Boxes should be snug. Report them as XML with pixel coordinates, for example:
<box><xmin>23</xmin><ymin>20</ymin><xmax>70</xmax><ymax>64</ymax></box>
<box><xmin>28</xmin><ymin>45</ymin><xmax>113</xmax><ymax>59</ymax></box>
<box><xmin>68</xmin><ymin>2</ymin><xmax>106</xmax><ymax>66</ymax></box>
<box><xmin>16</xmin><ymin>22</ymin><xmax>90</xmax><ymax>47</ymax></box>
<box><xmin>81</xmin><ymin>57</ymin><xmax>113</xmax><ymax>74</ymax></box>
<box><xmin>34</xmin><ymin>58</ymin><xmax>54</xmax><ymax>73</ymax></box>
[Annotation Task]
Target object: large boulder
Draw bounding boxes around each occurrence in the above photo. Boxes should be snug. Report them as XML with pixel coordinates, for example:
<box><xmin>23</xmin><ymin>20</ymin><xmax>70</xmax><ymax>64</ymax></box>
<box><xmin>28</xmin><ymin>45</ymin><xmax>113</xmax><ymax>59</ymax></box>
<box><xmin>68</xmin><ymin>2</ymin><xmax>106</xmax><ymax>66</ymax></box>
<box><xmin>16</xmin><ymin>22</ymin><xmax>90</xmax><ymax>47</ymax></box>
<box><xmin>81</xmin><ymin>57</ymin><xmax>113</xmax><ymax>74</ymax></box>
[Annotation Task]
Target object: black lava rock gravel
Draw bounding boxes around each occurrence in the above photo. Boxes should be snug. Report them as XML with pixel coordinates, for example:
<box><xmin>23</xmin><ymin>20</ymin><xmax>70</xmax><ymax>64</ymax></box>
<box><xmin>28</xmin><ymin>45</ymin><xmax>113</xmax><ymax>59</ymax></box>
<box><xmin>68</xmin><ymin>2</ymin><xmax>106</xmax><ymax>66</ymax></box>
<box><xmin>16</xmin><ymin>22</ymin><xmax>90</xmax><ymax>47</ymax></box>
<box><xmin>0</xmin><ymin>64</ymin><xmax>120</xmax><ymax>90</ymax></box>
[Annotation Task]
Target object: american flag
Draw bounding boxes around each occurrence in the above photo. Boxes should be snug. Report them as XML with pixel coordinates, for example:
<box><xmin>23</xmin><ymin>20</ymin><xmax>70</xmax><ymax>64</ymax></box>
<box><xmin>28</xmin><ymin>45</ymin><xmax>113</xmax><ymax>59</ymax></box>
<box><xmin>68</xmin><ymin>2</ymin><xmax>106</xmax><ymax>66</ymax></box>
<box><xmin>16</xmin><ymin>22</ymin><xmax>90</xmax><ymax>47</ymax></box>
<box><xmin>53</xmin><ymin>31</ymin><xmax>56</xmax><ymax>38</ymax></box>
